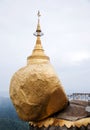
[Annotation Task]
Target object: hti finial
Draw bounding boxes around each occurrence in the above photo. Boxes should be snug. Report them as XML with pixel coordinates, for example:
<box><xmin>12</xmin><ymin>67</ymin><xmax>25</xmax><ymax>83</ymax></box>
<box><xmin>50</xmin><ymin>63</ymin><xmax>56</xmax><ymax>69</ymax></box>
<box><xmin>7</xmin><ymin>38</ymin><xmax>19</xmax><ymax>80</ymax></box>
<box><xmin>37</xmin><ymin>10</ymin><xmax>41</xmax><ymax>18</ymax></box>
<box><xmin>33</xmin><ymin>11</ymin><xmax>44</xmax><ymax>37</ymax></box>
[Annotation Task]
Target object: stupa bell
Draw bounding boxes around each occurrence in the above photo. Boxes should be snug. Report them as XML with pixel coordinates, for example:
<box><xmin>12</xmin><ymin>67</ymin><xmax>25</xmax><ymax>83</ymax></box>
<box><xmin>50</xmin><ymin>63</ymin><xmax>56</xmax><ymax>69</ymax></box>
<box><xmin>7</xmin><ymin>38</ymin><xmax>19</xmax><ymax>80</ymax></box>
<box><xmin>9</xmin><ymin>11</ymin><xmax>68</xmax><ymax>122</ymax></box>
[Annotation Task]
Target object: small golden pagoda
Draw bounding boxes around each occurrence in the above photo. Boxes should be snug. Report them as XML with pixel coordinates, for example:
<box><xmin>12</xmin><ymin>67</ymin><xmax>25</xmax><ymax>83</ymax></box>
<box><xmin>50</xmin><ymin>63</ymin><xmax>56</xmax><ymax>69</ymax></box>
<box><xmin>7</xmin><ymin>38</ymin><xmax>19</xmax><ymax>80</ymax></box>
<box><xmin>27</xmin><ymin>11</ymin><xmax>49</xmax><ymax>64</ymax></box>
<box><xmin>9</xmin><ymin>11</ymin><xmax>68</xmax><ymax>122</ymax></box>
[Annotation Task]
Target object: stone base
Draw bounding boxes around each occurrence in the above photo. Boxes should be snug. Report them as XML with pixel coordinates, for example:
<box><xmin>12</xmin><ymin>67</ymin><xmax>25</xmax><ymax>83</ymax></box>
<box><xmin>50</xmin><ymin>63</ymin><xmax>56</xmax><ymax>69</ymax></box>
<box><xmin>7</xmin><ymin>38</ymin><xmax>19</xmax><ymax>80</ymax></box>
<box><xmin>29</xmin><ymin>100</ymin><xmax>90</xmax><ymax>129</ymax></box>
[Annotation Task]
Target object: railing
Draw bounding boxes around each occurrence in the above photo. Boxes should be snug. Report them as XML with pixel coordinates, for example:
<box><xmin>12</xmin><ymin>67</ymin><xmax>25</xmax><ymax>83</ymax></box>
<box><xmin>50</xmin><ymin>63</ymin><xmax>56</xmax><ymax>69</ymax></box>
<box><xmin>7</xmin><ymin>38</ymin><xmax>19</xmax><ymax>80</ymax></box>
<box><xmin>67</xmin><ymin>93</ymin><xmax>90</xmax><ymax>102</ymax></box>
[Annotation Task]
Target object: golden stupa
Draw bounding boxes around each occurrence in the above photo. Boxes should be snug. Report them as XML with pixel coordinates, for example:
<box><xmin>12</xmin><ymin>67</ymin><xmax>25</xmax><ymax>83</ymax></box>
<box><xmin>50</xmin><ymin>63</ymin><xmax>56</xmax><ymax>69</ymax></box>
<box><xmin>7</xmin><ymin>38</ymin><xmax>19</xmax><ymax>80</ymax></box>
<box><xmin>9</xmin><ymin>11</ymin><xmax>68</xmax><ymax>122</ymax></box>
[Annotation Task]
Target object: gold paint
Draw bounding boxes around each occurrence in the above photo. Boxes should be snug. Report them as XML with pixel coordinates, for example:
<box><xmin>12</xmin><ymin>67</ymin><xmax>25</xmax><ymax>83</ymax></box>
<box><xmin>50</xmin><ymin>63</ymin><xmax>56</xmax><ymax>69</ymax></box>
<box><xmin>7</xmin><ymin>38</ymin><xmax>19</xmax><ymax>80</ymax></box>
<box><xmin>10</xmin><ymin>11</ymin><xmax>68</xmax><ymax>122</ymax></box>
<box><xmin>27</xmin><ymin>36</ymin><xmax>49</xmax><ymax>64</ymax></box>
<box><xmin>29</xmin><ymin>117</ymin><xmax>90</xmax><ymax>128</ymax></box>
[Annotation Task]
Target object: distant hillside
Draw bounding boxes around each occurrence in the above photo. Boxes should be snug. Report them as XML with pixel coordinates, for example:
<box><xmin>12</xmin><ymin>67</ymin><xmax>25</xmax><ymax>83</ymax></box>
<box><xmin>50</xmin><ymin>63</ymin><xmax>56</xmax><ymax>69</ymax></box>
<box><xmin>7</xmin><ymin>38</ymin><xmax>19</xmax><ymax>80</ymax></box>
<box><xmin>0</xmin><ymin>97</ymin><xmax>19</xmax><ymax>120</ymax></box>
<box><xmin>0</xmin><ymin>97</ymin><xmax>29</xmax><ymax>130</ymax></box>
<box><xmin>0</xmin><ymin>119</ymin><xmax>29</xmax><ymax>130</ymax></box>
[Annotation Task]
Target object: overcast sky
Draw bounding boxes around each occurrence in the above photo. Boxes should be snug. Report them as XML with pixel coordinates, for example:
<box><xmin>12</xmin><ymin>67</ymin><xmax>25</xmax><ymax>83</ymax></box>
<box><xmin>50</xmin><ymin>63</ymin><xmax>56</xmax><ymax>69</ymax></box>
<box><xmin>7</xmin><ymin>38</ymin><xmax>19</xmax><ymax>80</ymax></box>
<box><xmin>0</xmin><ymin>0</ymin><xmax>90</xmax><ymax>96</ymax></box>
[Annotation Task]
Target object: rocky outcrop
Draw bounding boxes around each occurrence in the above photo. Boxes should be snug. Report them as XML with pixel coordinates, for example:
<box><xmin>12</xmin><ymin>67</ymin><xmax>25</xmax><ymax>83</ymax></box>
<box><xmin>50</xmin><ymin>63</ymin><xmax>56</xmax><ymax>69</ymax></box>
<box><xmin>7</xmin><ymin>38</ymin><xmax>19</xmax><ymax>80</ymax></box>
<box><xmin>10</xmin><ymin>60</ymin><xmax>68</xmax><ymax>121</ymax></box>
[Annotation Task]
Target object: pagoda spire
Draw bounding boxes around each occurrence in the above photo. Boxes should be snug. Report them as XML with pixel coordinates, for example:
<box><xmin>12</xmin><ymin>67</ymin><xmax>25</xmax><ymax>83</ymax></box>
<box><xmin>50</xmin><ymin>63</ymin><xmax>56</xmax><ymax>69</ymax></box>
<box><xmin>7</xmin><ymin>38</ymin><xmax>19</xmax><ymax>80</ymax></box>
<box><xmin>33</xmin><ymin>10</ymin><xmax>44</xmax><ymax>37</ymax></box>
<box><xmin>27</xmin><ymin>11</ymin><xmax>49</xmax><ymax>64</ymax></box>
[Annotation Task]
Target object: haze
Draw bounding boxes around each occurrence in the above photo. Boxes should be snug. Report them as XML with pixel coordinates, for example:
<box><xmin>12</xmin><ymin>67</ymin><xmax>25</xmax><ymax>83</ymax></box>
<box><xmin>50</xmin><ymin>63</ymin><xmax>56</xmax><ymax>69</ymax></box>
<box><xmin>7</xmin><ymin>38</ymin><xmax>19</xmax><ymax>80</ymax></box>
<box><xmin>0</xmin><ymin>0</ymin><xmax>90</xmax><ymax>96</ymax></box>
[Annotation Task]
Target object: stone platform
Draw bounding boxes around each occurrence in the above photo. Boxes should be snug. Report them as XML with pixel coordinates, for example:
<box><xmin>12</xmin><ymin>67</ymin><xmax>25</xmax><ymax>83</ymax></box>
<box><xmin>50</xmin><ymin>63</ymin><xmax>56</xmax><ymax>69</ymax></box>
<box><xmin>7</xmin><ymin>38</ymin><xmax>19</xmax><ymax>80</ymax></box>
<box><xmin>29</xmin><ymin>100</ymin><xmax>90</xmax><ymax>130</ymax></box>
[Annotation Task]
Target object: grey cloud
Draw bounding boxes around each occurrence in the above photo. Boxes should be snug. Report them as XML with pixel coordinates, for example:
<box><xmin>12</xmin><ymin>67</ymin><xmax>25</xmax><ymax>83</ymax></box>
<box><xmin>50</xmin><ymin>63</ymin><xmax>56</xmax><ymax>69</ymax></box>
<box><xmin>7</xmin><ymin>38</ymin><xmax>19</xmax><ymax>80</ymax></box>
<box><xmin>0</xmin><ymin>0</ymin><xmax>90</xmax><ymax>94</ymax></box>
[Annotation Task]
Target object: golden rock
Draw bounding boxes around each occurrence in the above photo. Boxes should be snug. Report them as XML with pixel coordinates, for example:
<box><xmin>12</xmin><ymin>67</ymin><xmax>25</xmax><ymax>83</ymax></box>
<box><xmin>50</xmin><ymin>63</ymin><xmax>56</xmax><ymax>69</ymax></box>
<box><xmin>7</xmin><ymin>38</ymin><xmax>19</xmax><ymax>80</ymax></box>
<box><xmin>9</xmin><ymin>11</ymin><xmax>68</xmax><ymax>121</ymax></box>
